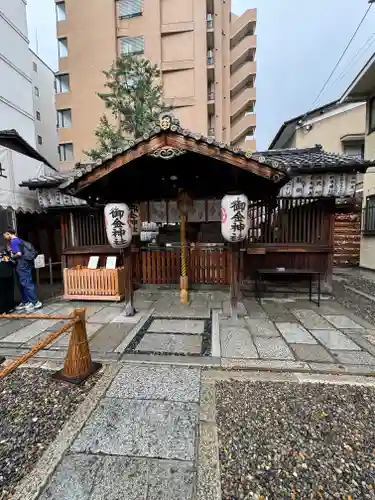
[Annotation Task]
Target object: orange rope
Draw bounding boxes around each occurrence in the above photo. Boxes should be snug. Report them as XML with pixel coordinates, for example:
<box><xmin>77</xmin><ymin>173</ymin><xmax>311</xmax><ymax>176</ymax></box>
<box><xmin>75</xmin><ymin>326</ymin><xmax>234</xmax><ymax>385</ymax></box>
<box><xmin>0</xmin><ymin>318</ymin><xmax>79</xmax><ymax>378</ymax></box>
<box><xmin>0</xmin><ymin>313</ymin><xmax>74</xmax><ymax>320</ymax></box>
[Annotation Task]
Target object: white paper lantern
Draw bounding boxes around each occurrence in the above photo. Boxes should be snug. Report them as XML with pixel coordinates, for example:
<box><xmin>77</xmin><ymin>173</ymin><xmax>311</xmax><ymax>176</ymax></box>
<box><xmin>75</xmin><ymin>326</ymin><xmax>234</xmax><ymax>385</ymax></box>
<box><xmin>104</xmin><ymin>203</ymin><xmax>132</xmax><ymax>248</ymax></box>
<box><xmin>221</xmin><ymin>194</ymin><xmax>249</xmax><ymax>242</ymax></box>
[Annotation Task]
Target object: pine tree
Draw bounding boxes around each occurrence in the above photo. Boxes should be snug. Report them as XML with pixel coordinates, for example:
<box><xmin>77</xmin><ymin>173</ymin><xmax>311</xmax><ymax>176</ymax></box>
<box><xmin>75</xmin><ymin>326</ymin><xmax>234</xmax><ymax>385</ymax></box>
<box><xmin>85</xmin><ymin>54</ymin><xmax>169</xmax><ymax>161</ymax></box>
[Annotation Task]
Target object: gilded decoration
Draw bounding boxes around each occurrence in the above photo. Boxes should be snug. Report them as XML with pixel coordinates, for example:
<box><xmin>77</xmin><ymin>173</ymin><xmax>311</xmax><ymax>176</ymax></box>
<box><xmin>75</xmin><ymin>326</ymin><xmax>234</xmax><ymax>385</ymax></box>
<box><xmin>149</xmin><ymin>147</ymin><xmax>186</xmax><ymax>160</ymax></box>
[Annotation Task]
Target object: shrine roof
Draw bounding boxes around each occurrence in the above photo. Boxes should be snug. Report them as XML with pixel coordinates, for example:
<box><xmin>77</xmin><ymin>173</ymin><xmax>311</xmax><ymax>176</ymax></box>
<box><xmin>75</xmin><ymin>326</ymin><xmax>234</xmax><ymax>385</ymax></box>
<box><xmin>0</xmin><ymin>129</ymin><xmax>56</xmax><ymax>170</ymax></box>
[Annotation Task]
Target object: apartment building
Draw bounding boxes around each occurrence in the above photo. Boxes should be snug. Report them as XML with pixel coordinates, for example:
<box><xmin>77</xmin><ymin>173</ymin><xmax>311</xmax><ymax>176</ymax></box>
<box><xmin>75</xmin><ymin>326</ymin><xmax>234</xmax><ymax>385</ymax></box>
<box><xmin>55</xmin><ymin>0</ymin><xmax>257</xmax><ymax>171</ymax></box>
<box><xmin>0</xmin><ymin>0</ymin><xmax>42</xmax><ymax>216</ymax></box>
<box><xmin>30</xmin><ymin>49</ymin><xmax>59</xmax><ymax>169</ymax></box>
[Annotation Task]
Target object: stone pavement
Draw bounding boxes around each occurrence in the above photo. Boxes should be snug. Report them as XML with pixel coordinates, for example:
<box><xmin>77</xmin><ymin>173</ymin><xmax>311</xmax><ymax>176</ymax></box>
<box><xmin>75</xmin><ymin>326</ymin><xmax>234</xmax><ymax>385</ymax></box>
<box><xmin>2</xmin><ymin>289</ymin><xmax>375</xmax><ymax>376</ymax></box>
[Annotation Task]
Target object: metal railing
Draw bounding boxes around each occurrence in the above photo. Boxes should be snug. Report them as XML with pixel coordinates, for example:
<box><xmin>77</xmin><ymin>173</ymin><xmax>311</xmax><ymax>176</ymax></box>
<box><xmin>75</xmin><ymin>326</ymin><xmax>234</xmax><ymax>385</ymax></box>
<box><xmin>35</xmin><ymin>259</ymin><xmax>62</xmax><ymax>286</ymax></box>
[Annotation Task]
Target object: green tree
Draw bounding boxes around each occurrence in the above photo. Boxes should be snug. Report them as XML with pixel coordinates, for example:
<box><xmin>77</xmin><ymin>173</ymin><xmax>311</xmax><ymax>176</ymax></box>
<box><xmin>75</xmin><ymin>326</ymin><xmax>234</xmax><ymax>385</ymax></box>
<box><xmin>85</xmin><ymin>54</ymin><xmax>169</xmax><ymax>161</ymax></box>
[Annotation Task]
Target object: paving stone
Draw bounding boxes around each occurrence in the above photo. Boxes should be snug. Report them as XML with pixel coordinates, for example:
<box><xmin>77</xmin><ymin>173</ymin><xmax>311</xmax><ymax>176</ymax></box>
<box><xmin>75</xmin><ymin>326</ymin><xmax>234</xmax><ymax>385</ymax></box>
<box><xmin>2</xmin><ymin>319</ymin><xmax>61</xmax><ymax>343</ymax></box>
<box><xmin>331</xmin><ymin>350</ymin><xmax>375</xmax><ymax>365</ymax></box>
<box><xmin>89</xmin><ymin>323</ymin><xmax>133</xmax><ymax>351</ymax></box>
<box><xmin>154</xmin><ymin>305</ymin><xmax>210</xmax><ymax>319</ymax></box>
<box><xmin>39</xmin><ymin>454</ymin><xmax>101</xmax><ymax>500</ymax></box>
<box><xmin>133</xmin><ymin>299</ymin><xmax>155</xmax><ymax>310</ymax></box>
<box><xmin>267</xmin><ymin>313</ymin><xmax>298</xmax><ymax>323</ymax></box>
<box><xmin>111</xmin><ymin>311</ymin><xmax>146</xmax><ymax>324</ymax></box>
<box><xmin>136</xmin><ymin>333</ymin><xmax>202</xmax><ymax>355</ymax></box>
<box><xmin>309</xmin><ymin>329</ymin><xmax>361</xmax><ymax>351</ymax></box>
<box><xmin>148</xmin><ymin>460</ymin><xmax>195</xmax><ymax>500</ymax></box>
<box><xmin>242</xmin><ymin>299</ymin><xmax>268</xmax><ymax>318</ymax></box>
<box><xmin>261</xmin><ymin>302</ymin><xmax>289</xmax><ymax>315</ymax></box>
<box><xmin>196</xmin><ymin>423</ymin><xmax>221</xmax><ymax>500</ymax></box>
<box><xmin>200</xmin><ymin>383</ymin><xmax>216</xmax><ymax>422</ymax></box>
<box><xmin>292</xmin><ymin>309</ymin><xmax>334</xmax><ymax>329</ymax></box>
<box><xmin>219</xmin><ymin>316</ymin><xmax>246</xmax><ymax>328</ymax></box>
<box><xmin>220</xmin><ymin>327</ymin><xmax>258</xmax><ymax>358</ymax></box>
<box><xmin>0</xmin><ymin>319</ymin><xmax>34</xmax><ymax>340</ymax></box>
<box><xmin>221</xmin><ymin>358</ymin><xmax>309</xmax><ymax>371</ymax></box>
<box><xmin>222</xmin><ymin>300</ymin><xmax>247</xmax><ymax>317</ymax></box>
<box><xmin>323</xmin><ymin>314</ymin><xmax>365</xmax><ymax>330</ymax></box>
<box><xmin>253</xmin><ymin>337</ymin><xmax>294</xmax><ymax>360</ymax></box>
<box><xmin>107</xmin><ymin>364</ymin><xmax>200</xmax><ymax>402</ymax></box>
<box><xmin>88</xmin><ymin>307</ymin><xmax>121</xmax><ymax>324</ymax></box>
<box><xmin>290</xmin><ymin>343</ymin><xmax>334</xmax><ymax>362</ymax></box>
<box><xmin>71</xmin><ymin>398</ymin><xmax>198</xmax><ymax>460</ymax></box>
<box><xmin>208</xmin><ymin>301</ymin><xmax>223</xmax><ymax>310</ymax></box>
<box><xmin>147</xmin><ymin>319</ymin><xmax>205</xmax><ymax>334</ymax></box>
<box><xmin>307</xmin><ymin>362</ymin><xmax>346</xmax><ymax>374</ymax></box>
<box><xmin>276</xmin><ymin>323</ymin><xmax>317</xmax><ymax>344</ymax></box>
<box><xmin>52</xmin><ymin>323</ymin><xmax>104</xmax><ymax>348</ymax></box>
<box><xmin>245</xmin><ymin>318</ymin><xmax>280</xmax><ymax>337</ymax></box>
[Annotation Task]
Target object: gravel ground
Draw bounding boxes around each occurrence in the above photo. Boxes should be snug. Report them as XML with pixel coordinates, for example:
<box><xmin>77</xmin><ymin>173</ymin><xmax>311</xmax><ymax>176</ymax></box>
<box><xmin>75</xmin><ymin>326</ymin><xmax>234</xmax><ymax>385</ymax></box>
<box><xmin>0</xmin><ymin>368</ymin><xmax>101</xmax><ymax>499</ymax></box>
<box><xmin>216</xmin><ymin>381</ymin><xmax>375</xmax><ymax>499</ymax></box>
<box><xmin>333</xmin><ymin>278</ymin><xmax>375</xmax><ymax>326</ymax></box>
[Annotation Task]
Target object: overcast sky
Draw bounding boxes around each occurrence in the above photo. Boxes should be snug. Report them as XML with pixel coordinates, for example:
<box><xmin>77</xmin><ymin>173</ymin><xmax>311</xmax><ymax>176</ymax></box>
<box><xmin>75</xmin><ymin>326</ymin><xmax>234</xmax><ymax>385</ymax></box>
<box><xmin>27</xmin><ymin>0</ymin><xmax>375</xmax><ymax>149</ymax></box>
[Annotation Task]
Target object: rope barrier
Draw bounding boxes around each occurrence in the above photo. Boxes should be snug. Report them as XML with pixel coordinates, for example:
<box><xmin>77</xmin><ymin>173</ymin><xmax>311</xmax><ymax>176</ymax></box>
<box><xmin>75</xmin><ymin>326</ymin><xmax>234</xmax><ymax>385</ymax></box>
<box><xmin>0</xmin><ymin>313</ymin><xmax>74</xmax><ymax>320</ymax></box>
<box><xmin>0</xmin><ymin>318</ymin><xmax>78</xmax><ymax>378</ymax></box>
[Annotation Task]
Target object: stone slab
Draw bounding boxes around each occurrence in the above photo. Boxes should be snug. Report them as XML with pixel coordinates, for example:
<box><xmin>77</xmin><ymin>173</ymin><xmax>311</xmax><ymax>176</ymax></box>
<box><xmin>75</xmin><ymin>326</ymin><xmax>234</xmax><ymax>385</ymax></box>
<box><xmin>331</xmin><ymin>350</ymin><xmax>375</xmax><ymax>365</ymax></box>
<box><xmin>51</xmin><ymin>323</ymin><xmax>104</xmax><ymax>348</ymax></box>
<box><xmin>136</xmin><ymin>333</ymin><xmax>202</xmax><ymax>354</ymax></box>
<box><xmin>153</xmin><ymin>305</ymin><xmax>210</xmax><ymax>319</ymax></box>
<box><xmin>292</xmin><ymin>309</ymin><xmax>334</xmax><ymax>329</ymax></box>
<box><xmin>111</xmin><ymin>311</ymin><xmax>146</xmax><ymax>324</ymax></box>
<box><xmin>107</xmin><ymin>364</ymin><xmax>200</xmax><ymax>402</ymax></box>
<box><xmin>222</xmin><ymin>300</ymin><xmax>247</xmax><ymax>317</ymax></box>
<box><xmin>148</xmin><ymin>460</ymin><xmax>195</xmax><ymax>500</ymax></box>
<box><xmin>71</xmin><ymin>398</ymin><xmax>198</xmax><ymax>460</ymax></box>
<box><xmin>147</xmin><ymin>319</ymin><xmax>205</xmax><ymax>334</ymax></box>
<box><xmin>87</xmin><ymin>307</ymin><xmax>121</xmax><ymax>324</ymax></box>
<box><xmin>267</xmin><ymin>314</ymin><xmax>298</xmax><ymax>323</ymax></box>
<box><xmin>276</xmin><ymin>322</ymin><xmax>317</xmax><ymax>344</ymax></box>
<box><xmin>220</xmin><ymin>327</ymin><xmax>258</xmax><ymax>359</ymax></box>
<box><xmin>309</xmin><ymin>329</ymin><xmax>361</xmax><ymax>351</ymax></box>
<box><xmin>290</xmin><ymin>343</ymin><xmax>334</xmax><ymax>362</ymax></box>
<box><xmin>323</xmin><ymin>314</ymin><xmax>365</xmax><ymax>330</ymax></box>
<box><xmin>221</xmin><ymin>358</ymin><xmax>310</xmax><ymax>371</ymax></box>
<box><xmin>89</xmin><ymin>323</ymin><xmax>133</xmax><ymax>352</ymax></box>
<box><xmin>2</xmin><ymin>319</ymin><xmax>60</xmax><ymax>343</ymax></box>
<box><xmin>245</xmin><ymin>318</ymin><xmax>280</xmax><ymax>337</ymax></box>
<box><xmin>253</xmin><ymin>337</ymin><xmax>294</xmax><ymax>360</ymax></box>
<box><xmin>196</xmin><ymin>423</ymin><xmax>221</xmax><ymax>500</ymax></box>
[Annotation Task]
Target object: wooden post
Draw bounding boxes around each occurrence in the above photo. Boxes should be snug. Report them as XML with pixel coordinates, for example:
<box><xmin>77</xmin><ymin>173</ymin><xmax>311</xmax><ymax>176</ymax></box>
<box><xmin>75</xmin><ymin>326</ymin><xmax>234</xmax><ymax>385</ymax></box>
<box><xmin>52</xmin><ymin>308</ymin><xmax>101</xmax><ymax>384</ymax></box>
<box><xmin>230</xmin><ymin>243</ymin><xmax>240</xmax><ymax>319</ymax></box>
<box><xmin>180</xmin><ymin>214</ymin><xmax>188</xmax><ymax>304</ymax></box>
<box><xmin>123</xmin><ymin>245</ymin><xmax>136</xmax><ymax>316</ymax></box>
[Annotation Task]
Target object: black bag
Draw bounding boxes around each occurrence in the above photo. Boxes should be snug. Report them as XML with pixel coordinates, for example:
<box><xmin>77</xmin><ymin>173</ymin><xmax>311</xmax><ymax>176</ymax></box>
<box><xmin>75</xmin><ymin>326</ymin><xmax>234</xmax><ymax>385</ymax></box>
<box><xmin>21</xmin><ymin>241</ymin><xmax>38</xmax><ymax>261</ymax></box>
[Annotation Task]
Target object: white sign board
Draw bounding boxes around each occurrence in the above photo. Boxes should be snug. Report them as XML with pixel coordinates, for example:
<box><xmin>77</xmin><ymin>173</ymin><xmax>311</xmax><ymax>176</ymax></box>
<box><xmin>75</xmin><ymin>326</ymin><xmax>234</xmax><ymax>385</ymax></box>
<box><xmin>34</xmin><ymin>254</ymin><xmax>45</xmax><ymax>269</ymax></box>
<box><xmin>106</xmin><ymin>256</ymin><xmax>117</xmax><ymax>270</ymax></box>
<box><xmin>88</xmin><ymin>256</ymin><xmax>99</xmax><ymax>269</ymax></box>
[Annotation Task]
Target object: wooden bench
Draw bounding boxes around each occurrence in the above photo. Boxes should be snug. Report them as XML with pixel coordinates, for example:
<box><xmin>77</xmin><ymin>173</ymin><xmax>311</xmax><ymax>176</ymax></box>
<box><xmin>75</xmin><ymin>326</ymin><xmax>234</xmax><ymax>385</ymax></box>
<box><xmin>255</xmin><ymin>269</ymin><xmax>321</xmax><ymax>306</ymax></box>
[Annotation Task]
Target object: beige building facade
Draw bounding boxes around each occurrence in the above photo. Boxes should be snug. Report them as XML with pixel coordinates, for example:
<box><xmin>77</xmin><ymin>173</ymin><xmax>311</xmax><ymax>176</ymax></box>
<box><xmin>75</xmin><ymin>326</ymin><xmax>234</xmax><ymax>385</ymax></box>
<box><xmin>55</xmin><ymin>0</ymin><xmax>257</xmax><ymax>171</ymax></box>
<box><xmin>341</xmin><ymin>53</ymin><xmax>375</xmax><ymax>270</ymax></box>
<box><xmin>269</xmin><ymin>100</ymin><xmax>366</xmax><ymax>158</ymax></box>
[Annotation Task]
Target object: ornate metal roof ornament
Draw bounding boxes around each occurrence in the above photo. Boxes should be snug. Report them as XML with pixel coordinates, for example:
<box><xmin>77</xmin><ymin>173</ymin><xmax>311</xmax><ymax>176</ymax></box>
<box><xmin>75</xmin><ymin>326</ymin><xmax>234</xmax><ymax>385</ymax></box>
<box><xmin>157</xmin><ymin>111</ymin><xmax>180</xmax><ymax>131</ymax></box>
<box><xmin>149</xmin><ymin>147</ymin><xmax>186</xmax><ymax>160</ymax></box>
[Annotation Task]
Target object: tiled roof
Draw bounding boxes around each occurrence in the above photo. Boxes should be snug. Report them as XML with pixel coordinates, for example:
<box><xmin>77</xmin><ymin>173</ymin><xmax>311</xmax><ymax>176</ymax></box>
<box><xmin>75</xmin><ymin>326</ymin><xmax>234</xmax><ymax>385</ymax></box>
<box><xmin>19</xmin><ymin>114</ymin><xmax>375</xmax><ymax>191</ymax></box>
<box><xmin>253</xmin><ymin>145</ymin><xmax>371</xmax><ymax>172</ymax></box>
<box><xmin>0</xmin><ymin>129</ymin><xmax>56</xmax><ymax>170</ymax></box>
<box><xmin>19</xmin><ymin>172</ymin><xmax>74</xmax><ymax>188</ymax></box>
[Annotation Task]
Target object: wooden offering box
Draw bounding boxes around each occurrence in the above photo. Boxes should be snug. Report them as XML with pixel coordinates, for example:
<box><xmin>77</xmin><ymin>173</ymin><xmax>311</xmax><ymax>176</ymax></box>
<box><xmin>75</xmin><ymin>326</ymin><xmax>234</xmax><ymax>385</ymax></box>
<box><xmin>63</xmin><ymin>267</ymin><xmax>125</xmax><ymax>301</ymax></box>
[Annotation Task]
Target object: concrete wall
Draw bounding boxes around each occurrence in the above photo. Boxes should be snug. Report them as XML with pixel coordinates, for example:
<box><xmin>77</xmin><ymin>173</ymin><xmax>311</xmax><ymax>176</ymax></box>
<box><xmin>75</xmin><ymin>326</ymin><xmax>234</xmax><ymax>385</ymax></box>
<box><xmin>30</xmin><ymin>50</ymin><xmax>59</xmax><ymax>169</ymax></box>
<box><xmin>0</xmin><ymin>0</ymin><xmax>40</xmax><ymax>212</ymax></box>
<box><xmin>360</xmin><ymin>95</ymin><xmax>375</xmax><ymax>270</ymax></box>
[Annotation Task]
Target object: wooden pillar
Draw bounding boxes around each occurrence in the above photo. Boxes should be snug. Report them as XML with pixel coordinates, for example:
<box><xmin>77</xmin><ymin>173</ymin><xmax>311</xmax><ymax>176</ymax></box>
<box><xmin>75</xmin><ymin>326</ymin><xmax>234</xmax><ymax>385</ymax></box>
<box><xmin>123</xmin><ymin>245</ymin><xmax>136</xmax><ymax>316</ymax></box>
<box><xmin>180</xmin><ymin>214</ymin><xmax>188</xmax><ymax>304</ymax></box>
<box><xmin>230</xmin><ymin>243</ymin><xmax>240</xmax><ymax>319</ymax></box>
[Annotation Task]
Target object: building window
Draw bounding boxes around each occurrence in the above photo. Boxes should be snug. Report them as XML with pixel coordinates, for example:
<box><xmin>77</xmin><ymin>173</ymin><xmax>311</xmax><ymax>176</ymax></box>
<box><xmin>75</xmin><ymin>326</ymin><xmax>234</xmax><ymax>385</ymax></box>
<box><xmin>207</xmin><ymin>50</ymin><xmax>214</xmax><ymax>65</ymax></box>
<box><xmin>33</xmin><ymin>61</ymin><xmax>37</xmax><ymax>72</ymax></box>
<box><xmin>56</xmin><ymin>1</ymin><xmax>66</xmax><ymax>22</ymax></box>
<box><xmin>57</xmin><ymin>108</ymin><xmax>72</xmax><ymax>128</ymax></box>
<box><xmin>364</xmin><ymin>196</ymin><xmax>375</xmax><ymax>234</ymax></box>
<box><xmin>58</xmin><ymin>143</ymin><xmax>74</xmax><ymax>162</ymax></box>
<box><xmin>55</xmin><ymin>74</ymin><xmax>70</xmax><ymax>93</ymax></box>
<box><xmin>36</xmin><ymin>111</ymin><xmax>41</xmax><ymax>121</ymax></box>
<box><xmin>118</xmin><ymin>0</ymin><xmax>142</xmax><ymax>19</ymax></box>
<box><xmin>34</xmin><ymin>86</ymin><xmax>40</xmax><ymax>97</ymax></box>
<box><xmin>119</xmin><ymin>36</ymin><xmax>144</xmax><ymax>55</ymax></box>
<box><xmin>245</xmin><ymin>130</ymin><xmax>255</xmax><ymax>140</ymax></box>
<box><xmin>37</xmin><ymin>135</ymin><xmax>43</xmax><ymax>145</ymax></box>
<box><xmin>58</xmin><ymin>38</ymin><xmax>68</xmax><ymax>58</ymax></box>
<box><xmin>343</xmin><ymin>142</ymin><xmax>364</xmax><ymax>160</ymax></box>
<box><xmin>369</xmin><ymin>97</ymin><xmax>375</xmax><ymax>133</ymax></box>
<box><xmin>245</xmin><ymin>105</ymin><xmax>255</xmax><ymax>116</ymax></box>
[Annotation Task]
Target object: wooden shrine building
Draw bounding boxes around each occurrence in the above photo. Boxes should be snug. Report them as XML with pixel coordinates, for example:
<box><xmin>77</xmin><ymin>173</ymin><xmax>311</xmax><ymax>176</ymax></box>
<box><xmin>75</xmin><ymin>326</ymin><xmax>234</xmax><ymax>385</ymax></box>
<box><xmin>20</xmin><ymin>113</ymin><xmax>374</xmax><ymax>295</ymax></box>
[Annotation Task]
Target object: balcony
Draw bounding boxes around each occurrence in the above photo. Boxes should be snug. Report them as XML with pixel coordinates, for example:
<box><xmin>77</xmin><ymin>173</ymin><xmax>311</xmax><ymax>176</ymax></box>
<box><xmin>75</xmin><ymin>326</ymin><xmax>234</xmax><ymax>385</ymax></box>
<box><xmin>230</xmin><ymin>35</ymin><xmax>256</xmax><ymax>69</ymax></box>
<box><xmin>230</xmin><ymin>9</ymin><xmax>256</xmax><ymax>46</ymax></box>
<box><xmin>231</xmin><ymin>113</ymin><xmax>256</xmax><ymax>144</ymax></box>
<box><xmin>208</xmin><ymin>127</ymin><xmax>215</xmax><ymax>137</ymax></box>
<box><xmin>231</xmin><ymin>86</ymin><xmax>256</xmax><ymax>119</ymax></box>
<box><xmin>207</xmin><ymin>91</ymin><xmax>215</xmax><ymax>101</ymax></box>
<box><xmin>231</xmin><ymin>60</ymin><xmax>256</xmax><ymax>94</ymax></box>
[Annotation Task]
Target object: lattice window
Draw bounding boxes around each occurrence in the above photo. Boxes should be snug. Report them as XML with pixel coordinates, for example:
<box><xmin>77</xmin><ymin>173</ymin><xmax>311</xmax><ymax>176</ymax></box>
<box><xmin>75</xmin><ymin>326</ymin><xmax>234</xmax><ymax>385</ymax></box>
<box><xmin>118</xmin><ymin>0</ymin><xmax>142</xmax><ymax>18</ymax></box>
<box><xmin>119</xmin><ymin>36</ymin><xmax>144</xmax><ymax>55</ymax></box>
<box><xmin>363</xmin><ymin>195</ymin><xmax>375</xmax><ymax>235</ymax></box>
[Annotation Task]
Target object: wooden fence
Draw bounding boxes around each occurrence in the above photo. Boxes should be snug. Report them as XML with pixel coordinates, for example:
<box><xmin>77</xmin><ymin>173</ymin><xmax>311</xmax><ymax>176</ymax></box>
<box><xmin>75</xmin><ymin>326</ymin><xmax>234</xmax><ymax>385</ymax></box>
<box><xmin>63</xmin><ymin>268</ymin><xmax>125</xmax><ymax>300</ymax></box>
<box><xmin>334</xmin><ymin>212</ymin><xmax>361</xmax><ymax>266</ymax></box>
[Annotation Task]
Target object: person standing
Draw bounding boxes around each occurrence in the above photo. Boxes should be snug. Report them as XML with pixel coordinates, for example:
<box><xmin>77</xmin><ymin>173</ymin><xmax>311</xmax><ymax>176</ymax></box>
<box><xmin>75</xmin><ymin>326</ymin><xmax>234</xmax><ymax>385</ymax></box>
<box><xmin>3</xmin><ymin>228</ymin><xmax>42</xmax><ymax>312</ymax></box>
